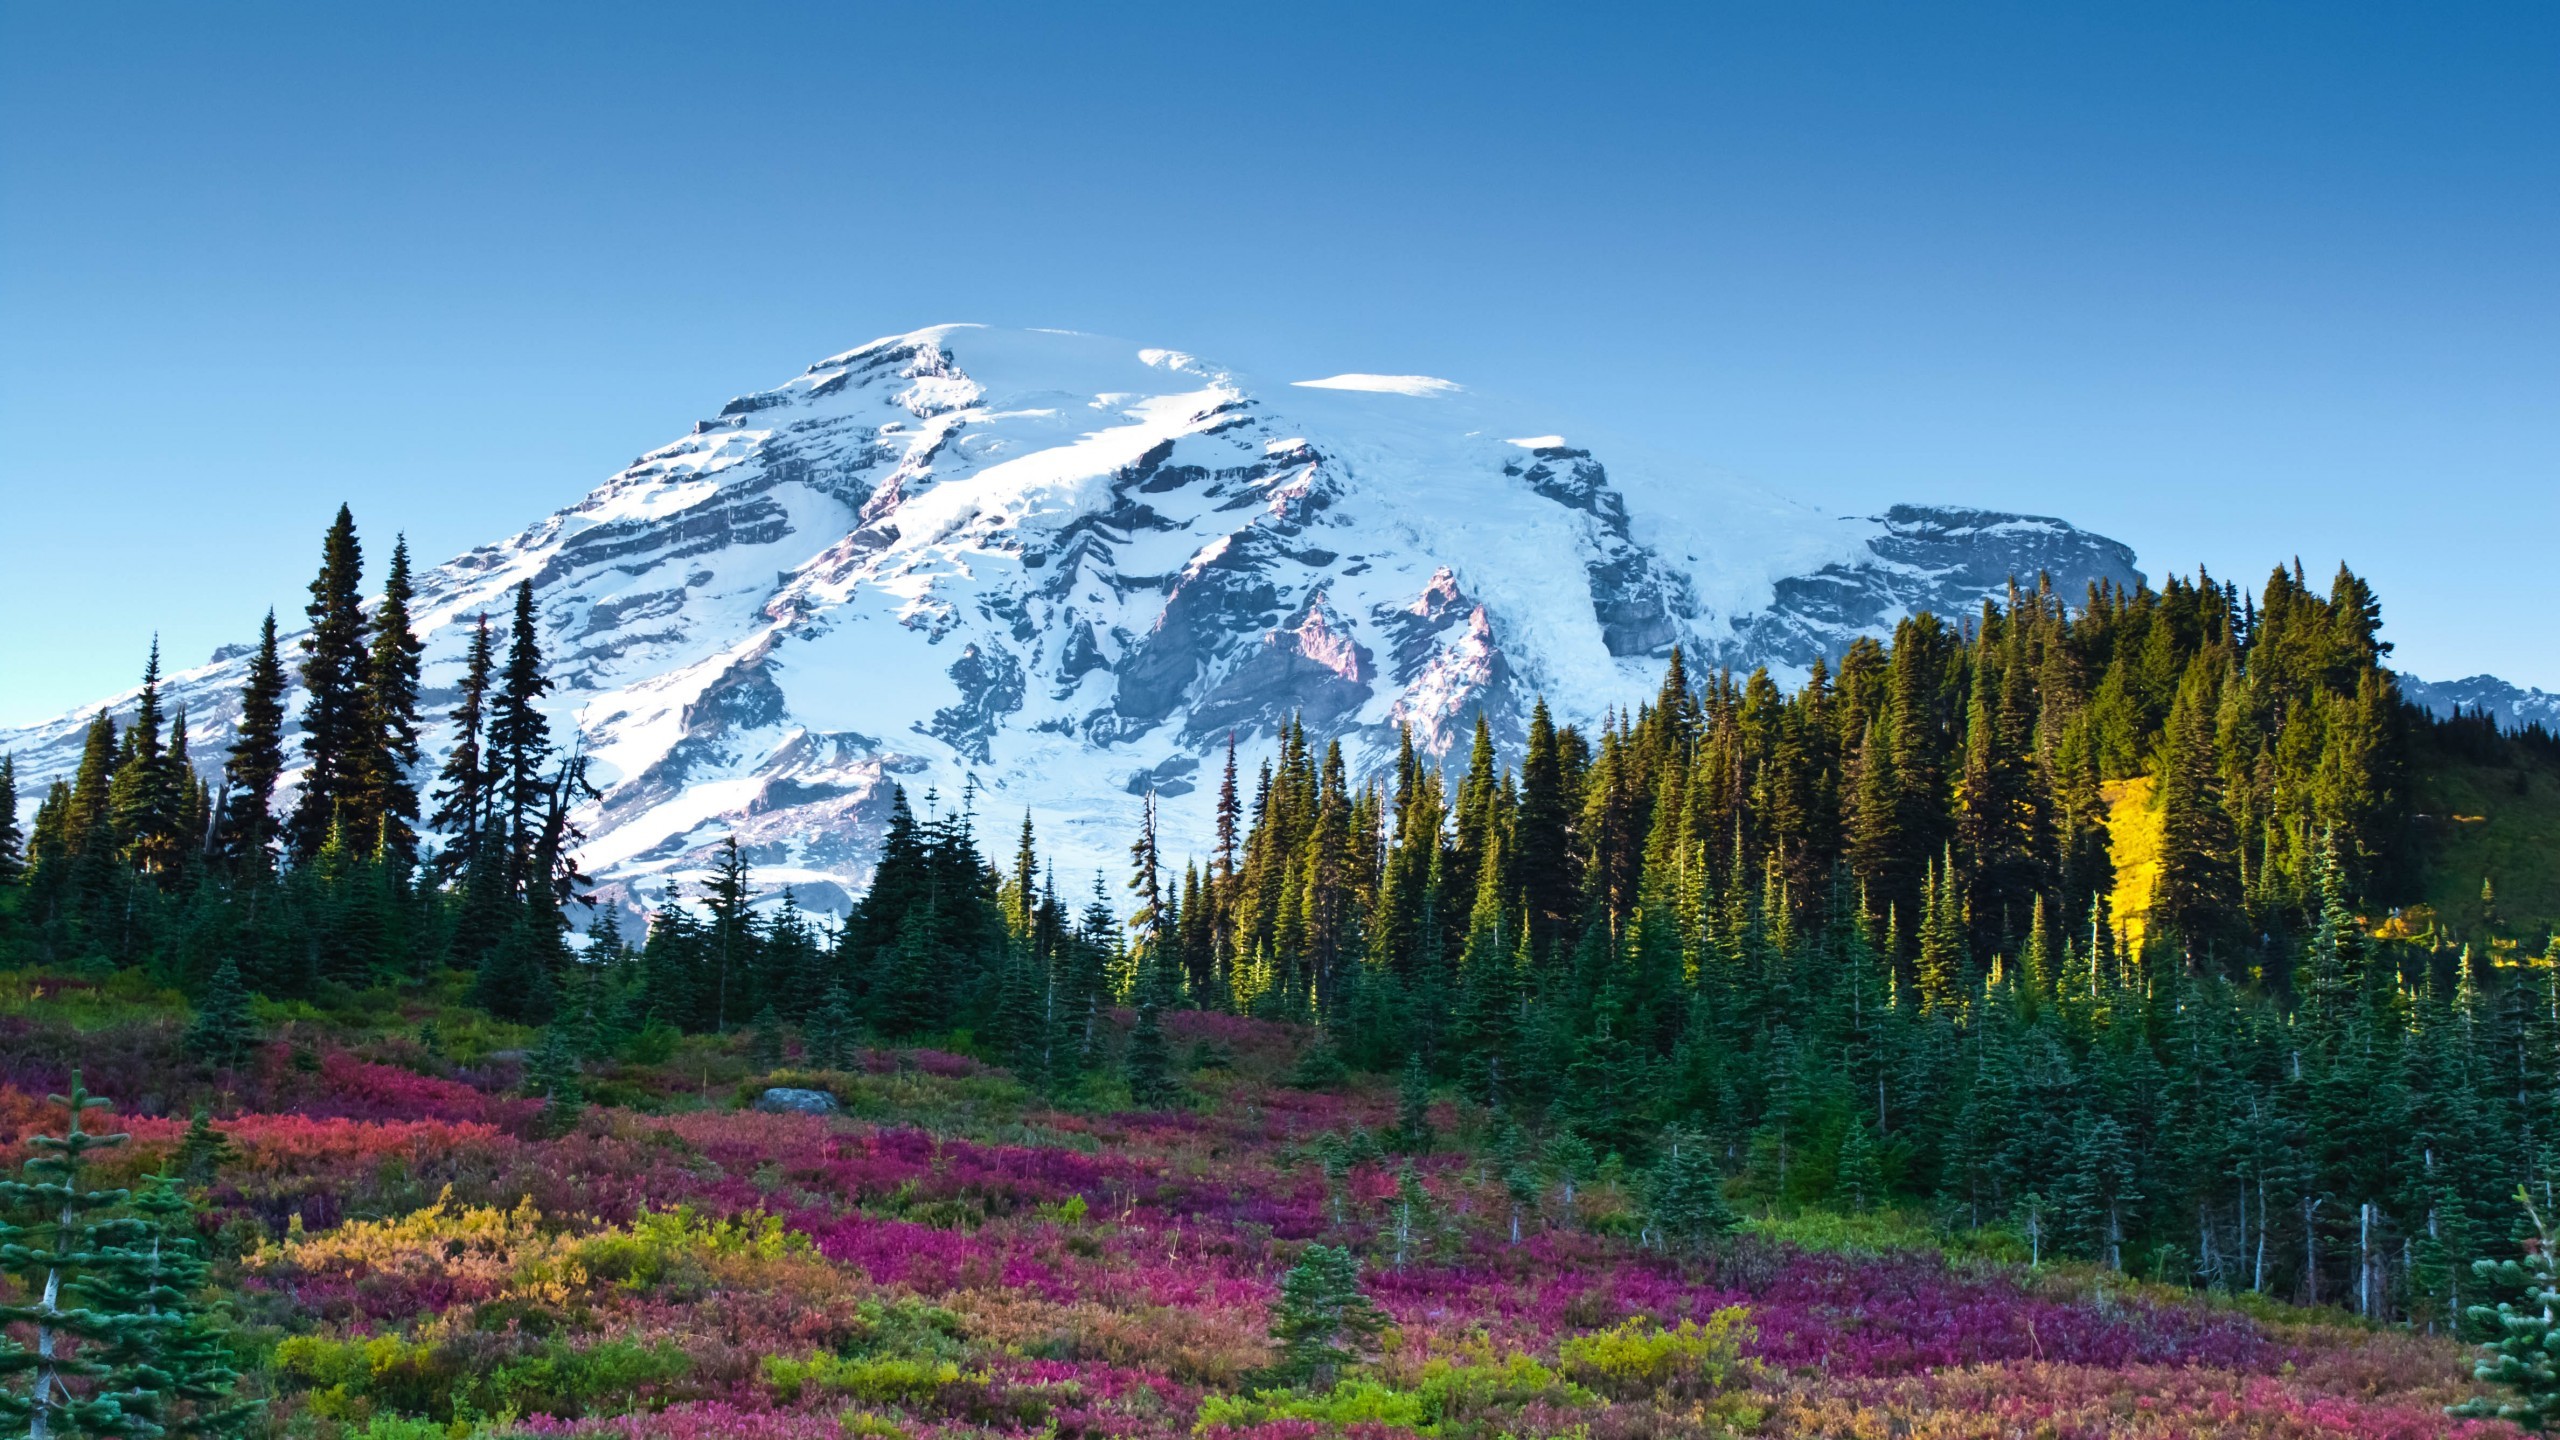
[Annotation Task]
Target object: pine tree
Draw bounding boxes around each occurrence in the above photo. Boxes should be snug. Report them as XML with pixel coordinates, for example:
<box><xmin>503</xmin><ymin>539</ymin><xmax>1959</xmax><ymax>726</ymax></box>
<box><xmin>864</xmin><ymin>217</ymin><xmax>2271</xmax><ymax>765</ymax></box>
<box><xmin>217</xmin><ymin>612</ymin><xmax>288</xmax><ymax>871</ymax></box>
<box><xmin>1266</xmin><ymin>1243</ymin><xmax>1387</xmax><ymax>1388</ymax></box>
<box><xmin>289</xmin><ymin>505</ymin><xmax>371</xmax><ymax>863</ymax></box>
<box><xmin>183</xmin><ymin>958</ymin><xmax>258</xmax><ymax>1071</ymax></box>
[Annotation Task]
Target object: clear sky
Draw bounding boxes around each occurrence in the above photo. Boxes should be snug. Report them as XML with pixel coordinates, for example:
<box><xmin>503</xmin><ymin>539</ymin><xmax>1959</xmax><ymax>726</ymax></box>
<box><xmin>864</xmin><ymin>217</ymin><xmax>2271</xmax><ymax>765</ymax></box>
<box><xmin>3</xmin><ymin>1</ymin><xmax>2553</xmax><ymax>724</ymax></box>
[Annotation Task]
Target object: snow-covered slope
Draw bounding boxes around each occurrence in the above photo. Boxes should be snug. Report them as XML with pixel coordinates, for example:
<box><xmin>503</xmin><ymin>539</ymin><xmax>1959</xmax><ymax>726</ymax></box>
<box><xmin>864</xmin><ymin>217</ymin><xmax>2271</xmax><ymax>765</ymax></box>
<box><xmin>0</xmin><ymin>325</ymin><xmax>2146</xmax><ymax>914</ymax></box>
<box><xmin>2400</xmin><ymin>674</ymin><xmax>2560</xmax><ymax>734</ymax></box>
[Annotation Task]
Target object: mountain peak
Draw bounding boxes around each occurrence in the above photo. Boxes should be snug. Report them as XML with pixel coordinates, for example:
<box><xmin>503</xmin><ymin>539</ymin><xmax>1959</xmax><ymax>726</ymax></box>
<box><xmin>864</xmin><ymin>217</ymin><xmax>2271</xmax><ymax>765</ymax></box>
<box><xmin>2</xmin><ymin>327</ymin><xmax>2149</xmax><ymax>918</ymax></box>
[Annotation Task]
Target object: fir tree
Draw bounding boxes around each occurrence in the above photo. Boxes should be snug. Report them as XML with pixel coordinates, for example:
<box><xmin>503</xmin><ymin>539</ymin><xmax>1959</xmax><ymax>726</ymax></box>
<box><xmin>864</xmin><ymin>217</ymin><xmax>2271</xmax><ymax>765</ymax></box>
<box><xmin>2454</xmin><ymin>1188</ymin><xmax>2560</xmax><ymax>1431</ymax></box>
<box><xmin>488</xmin><ymin>580</ymin><xmax>554</xmax><ymax>887</ymax></box>
<box><xmin>1286</xmin><ymin>1027</ymin><xmax>1349</xmax><ymax>1090</ymax></box>
<box><xmin>749</xmin><ymin>1004</ymin><xmax>785</xmax><ymax>1071</ymax></box>
<box><xmin>183</xmin><ymin>959</ymin><xmax>258</xmax><ymax>1071</ymax></box>
<box><xmin>0</xmin><ymin>753</ymin><xmax>22</xmax><ymax>885</ymax></box>
<box><xmin>1835</xmin><ymin>1113</ymin><xmax>1884</xmax><ymax>1213</ymax></box>
<box><xmin>360</xmin><ymin>536</ymin><xmax>425</xmax><ymax>866</ymax></box>
<box><xmin>217</xmin><ymin>613</ymin><xmax>289</xmax><ymax>872</ymax></box>
<box><xmin>79</xmin><ymin>1173</ymin><xmax>257</xmax><ymax>1440</ymax></box>
<box><xmin>172</xmin><ymin>1113</ymin><xmax>236</xmax><ymax>1189</ymax></box>
<box><xmin>289</xmin><ymin>505</ymin><xmax>370</xmax><ymax>863</ymax></box>
<box><xmin>429</xmin><ymin>615</ymin><xmax>496</xmax><ymax>868</ymax></box>
<box><xmin>1647</xmin><ymin>1127</ymin><xmax>1739</xmax><ymax>1251</ymax></box>
<box><xmin>1266</xmin><ymin>1243</ymin><xmax>1387</xmax><ymax>1388</ymax></box>
<box><xmin>1395</xmin><ymin>1052</ymin><xmax>1435</xmax><ymax>1153</ymax></box>
<box><xmin>1124</xmin><ymin>998</ymin><xmax>1179</xmax><ymax>1108</ymax></box>
<box><xmin>520</xmin><ymin>1025</ymin><xmax>584</xmax><ymax>1135</ymax></box>
<box><xmin>805</xmin><ymin>981</ymin><xmax>856</xmax><ymax>1071</ymax></box>
<box><xmin>0</xmin><ymin>1073</ymin><xmax>164</xmax><ymax>1440</ymax></box>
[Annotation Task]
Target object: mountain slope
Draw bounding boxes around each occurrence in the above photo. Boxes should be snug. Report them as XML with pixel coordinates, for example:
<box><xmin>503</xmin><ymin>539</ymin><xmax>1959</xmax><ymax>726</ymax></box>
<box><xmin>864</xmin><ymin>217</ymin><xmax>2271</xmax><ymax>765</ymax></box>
<box><xmin>0</xmin><ymin>325</ymin><xmax>2146</xmax><ymax>914</ymax></box>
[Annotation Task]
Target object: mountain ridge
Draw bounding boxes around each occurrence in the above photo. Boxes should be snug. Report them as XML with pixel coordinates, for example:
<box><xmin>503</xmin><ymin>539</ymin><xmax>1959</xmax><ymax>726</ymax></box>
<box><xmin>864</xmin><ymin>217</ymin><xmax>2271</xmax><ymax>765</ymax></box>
<box><xmin>3</xmin><ymin>324</ymin><xmax>2153</xmax><ymax>914</ymax></box>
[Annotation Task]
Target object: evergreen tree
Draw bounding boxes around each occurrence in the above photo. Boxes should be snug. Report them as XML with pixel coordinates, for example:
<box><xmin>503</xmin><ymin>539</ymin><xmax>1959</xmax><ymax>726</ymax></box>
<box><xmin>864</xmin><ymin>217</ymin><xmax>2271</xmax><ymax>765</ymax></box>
<box><xmin>1124</xmin><ymin>998</ymin><xmax>1179</xmax><ymax>1108</ymax></box>
<box><xmin>488</xmin><ymin>580</ymin><xmax>554</xmax><ymax>887</ymax></box>
<box><xmin>1650</xmin><ymin>1126</ymin><xmax>1740</xmax><ymax>1251</ymax></box>
<box><xmin>1286</xmin><ymin>1027</ymin><xmax>1349</xmax><ymax>1090</ymax></box>
<box><xmin>804</xmin><ymin>981</ymin><xmax>857</xmax><ymax>1071</ymax></box>
<box><xmin>217</xmin><ymin>612</ymin><xmax>289</xmax><ymax>871</ymax></box>
<box><xmin>0</xmin><ymin>1073</ymin><xmax>165</xmax><ymax>1439</ymax></box>
<box><xmin>182</xmin><ymin>959</ymin><xmax>258</xmax><ymax>1071</ymax></box>
<box><xmin>1395</xmin><ymin>1052</ymin><xmax>1435</xmax><ymax>1153</ymax></box>
<box><xmin>429</xmin><ymin>616</ymin><xmax>496</xmax><ymax>867</ymax></box>
<box><xmin>0</xmin><ymin>754</ymin><xmax>22</xmax><ymax>885</ymax></box>
<box><xmin>79</xmin><ymin>1173</ymin><xmax>257</xmax><ymax>1440</ymax></box>
<box><xmin>2454</xmin><ymin>1188</ymin><xmax>2560</xmax><ymax>1431</ymax></box>
<box><xmin>1266</xmin><ymin>1243</ymin><xmax>1387</xmax><ymax>1388</ymax></box>
<box><xmin>360</xmin><ymin>536</ymin><xmax>425</xmax><ymax>866</ymax></box>
<box><xmin>172</xmin><ymin>1113</ymin><xmax>236</xmax><ymax>1189</ymax></box>
<box><xmin>749</xmin><ymin>1004</ymin><xmax>785</xmax><ymax>1071</ymax></box>
<box><xmin>520</xmin><ymin>1024</ymin><xmax>584</xmax><ymax>1135</ymax></box>
<box><xmin>1835</xmin><ymin>1113</ymin><xmax>1885</xmax><ymax>1213</ymax></box>
<box><xmin>289</xmin><ymin>505</ymin><xmax>371</xmax><ymax>863</ymax></box>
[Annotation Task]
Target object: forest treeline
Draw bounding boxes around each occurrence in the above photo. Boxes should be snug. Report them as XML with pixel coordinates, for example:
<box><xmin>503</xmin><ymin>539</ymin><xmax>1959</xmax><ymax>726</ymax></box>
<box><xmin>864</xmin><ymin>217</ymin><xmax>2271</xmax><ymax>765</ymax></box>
<box><xmin>5</xmin><ymin>509</ymin><xmax>2560</xmax><ymax>1327</ymax></box>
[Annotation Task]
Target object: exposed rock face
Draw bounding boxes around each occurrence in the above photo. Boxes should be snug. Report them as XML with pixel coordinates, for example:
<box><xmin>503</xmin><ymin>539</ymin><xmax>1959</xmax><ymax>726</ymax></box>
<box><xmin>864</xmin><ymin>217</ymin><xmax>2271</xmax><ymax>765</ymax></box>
<box><xmin>1</xmin><ymin>325</ymin><xmax>2150</xmax><ymax>916</ymax></box>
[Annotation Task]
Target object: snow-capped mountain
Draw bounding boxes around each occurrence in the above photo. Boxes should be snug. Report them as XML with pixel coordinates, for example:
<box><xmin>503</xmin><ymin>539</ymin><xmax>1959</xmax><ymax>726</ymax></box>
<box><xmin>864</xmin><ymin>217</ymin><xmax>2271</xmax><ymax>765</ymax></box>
<box><xmin>2399</xmin><ymin>674</ymin><xmax>2560</xmax><ymax>733</ymax></box>
<box><xmin>1</xmin><ymin>325</ymin><xmax>2146</xmax><ymax>914</ymax></box>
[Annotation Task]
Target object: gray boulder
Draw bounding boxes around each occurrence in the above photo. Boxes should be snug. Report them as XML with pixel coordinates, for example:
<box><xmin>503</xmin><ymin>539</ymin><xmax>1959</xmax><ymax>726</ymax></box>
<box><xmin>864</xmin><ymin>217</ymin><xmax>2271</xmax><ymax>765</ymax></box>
<box><xmin>753</xmin><ymin>1086</ymin><xmax>840</xmax><ymax>1115</ymax></box>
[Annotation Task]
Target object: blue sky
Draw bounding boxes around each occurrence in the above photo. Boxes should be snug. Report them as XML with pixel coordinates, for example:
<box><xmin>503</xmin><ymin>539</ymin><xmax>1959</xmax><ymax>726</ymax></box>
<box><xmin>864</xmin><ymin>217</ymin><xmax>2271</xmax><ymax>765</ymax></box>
<box><xmin>2</xmin><ymin>1</ymin><xmax>2553</xmax><ymax>723</ymax></box>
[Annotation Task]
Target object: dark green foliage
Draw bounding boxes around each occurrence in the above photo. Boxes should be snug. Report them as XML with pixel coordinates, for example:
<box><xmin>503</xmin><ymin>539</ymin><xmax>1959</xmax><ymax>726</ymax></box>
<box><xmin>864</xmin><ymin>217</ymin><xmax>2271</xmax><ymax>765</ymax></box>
<box><xmin>173</xmin><ymin>1112</ymin><xmax>236</xmax><ymax>1188</ymax></box>
<box><xmin>749</xmin><ymin>1004</ymin><xmax>785</xmax><ymax>1072</ymax></box>
<box><xmin>1647</xmin><ymin>1127</ymin><xmax>1739</xmax><ymax>1251</ymax></box>
<box><xmin>216</xmin><ymin>613</ymin><xmax>288</xmax><ymax>872</ymax></box>
<box><xmin>0</xmin><ymin>753</ymin><xmax>23</xmax><ymax>885</ymax></box>
<box><xmin>0</xmin><ymin>1074</ymin><xmax>180</xmax><ymax>1438</ymax></box>
<box><xmin>1285</xmin><ymin>1027</ymin><xmax>1348</xmax><ymax>1090</ymax></box>
<box><xmin>183</xmin><ymin>958</ymin><xmax>258</xmax><ymax>1071</ymax></box>
<box><xmin>1265</xmin><ymin>1243</ymin><xmax>1387</xmax><ymax>1388</ymax></box>
<box><xmin>288</xmin><ymin>505</ymin><xmax>371</xmax><ymax>864</ymax></box>
<box><xmin>804</xmin><ymin>981</ymin><xmax>856</xmax><ymax>1071</ymax></box>
<box><xmin>522</xmin><ymin>1025</ymin><xmax>584</xmax><ymax>1135</ymax></box>
<box><xmin>1124</xmin><ymin>1000</ymin><xmax>1179</xmax><ymax>1108</ymax></box>
<box><xmin>1395</xmin><ymin>1052</ymin><xmax>1434</xmax><ymax>1153</ymax></box>
<box><xmin>1834</xmin><ymin>1114</ymin><xmax>1883</xmax><ymax>1212</ymax></box>
<box><xmin>78</xmin><ymin>1174</ymin><xmax>258</xmax><ymax>1439</ymax></box>
<box><xmin>2453</xmin><ymin>1188</ymin><xmax>2560</xmax><ymax>1430</ymax></box>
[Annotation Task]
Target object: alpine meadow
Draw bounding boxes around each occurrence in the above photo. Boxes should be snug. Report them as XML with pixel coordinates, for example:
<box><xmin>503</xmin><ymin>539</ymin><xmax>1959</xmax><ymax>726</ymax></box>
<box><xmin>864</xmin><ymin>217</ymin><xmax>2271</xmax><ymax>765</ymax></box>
<box><xmin>6</xmin><ymin>451</ymin><xmax>2560</xmax><ymax>1439</ymax></box>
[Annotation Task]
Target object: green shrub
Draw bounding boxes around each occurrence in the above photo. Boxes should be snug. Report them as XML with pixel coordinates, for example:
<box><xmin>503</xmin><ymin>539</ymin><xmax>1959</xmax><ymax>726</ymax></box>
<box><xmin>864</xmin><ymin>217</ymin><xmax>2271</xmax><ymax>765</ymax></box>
<box><xmin>764</xmin><ymin>1353</ymin><xmax>962</xmax><ymax>1405</ymax></box>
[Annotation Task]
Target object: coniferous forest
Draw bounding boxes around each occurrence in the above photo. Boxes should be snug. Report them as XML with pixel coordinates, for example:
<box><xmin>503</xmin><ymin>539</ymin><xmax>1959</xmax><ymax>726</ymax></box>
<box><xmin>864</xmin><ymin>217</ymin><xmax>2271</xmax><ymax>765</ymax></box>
<box><xmin>7</xmin><ymin>506</ymin><xmax>2560</xmax><ymax>1438</ymax></box>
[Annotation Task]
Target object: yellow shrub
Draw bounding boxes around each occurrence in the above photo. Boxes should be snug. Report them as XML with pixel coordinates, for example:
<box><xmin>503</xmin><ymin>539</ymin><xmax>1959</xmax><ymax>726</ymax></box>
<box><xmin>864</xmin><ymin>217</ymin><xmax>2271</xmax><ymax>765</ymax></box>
<box><xmin>1557</xmin><ymin>1309</ymin><xmax>1757</xmax><ymax>1401</ymax></box>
